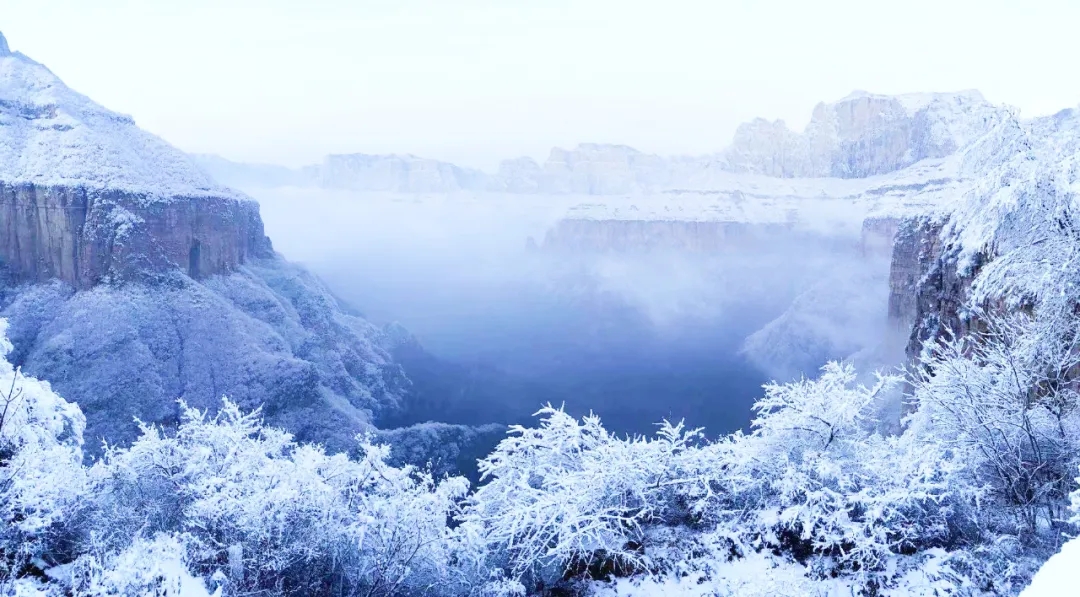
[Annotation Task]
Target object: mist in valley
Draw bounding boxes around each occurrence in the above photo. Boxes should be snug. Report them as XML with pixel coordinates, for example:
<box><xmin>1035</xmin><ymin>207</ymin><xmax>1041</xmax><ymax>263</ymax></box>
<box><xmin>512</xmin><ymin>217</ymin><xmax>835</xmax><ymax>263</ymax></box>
<box><xmin>249</xmin><ymin>187</ymin><xmax>893</xmax><ymax>443</ymax></box>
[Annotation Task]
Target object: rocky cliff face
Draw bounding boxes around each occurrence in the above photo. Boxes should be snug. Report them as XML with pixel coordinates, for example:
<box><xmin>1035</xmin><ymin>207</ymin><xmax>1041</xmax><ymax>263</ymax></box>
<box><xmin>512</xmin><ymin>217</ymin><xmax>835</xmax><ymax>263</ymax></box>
<box><xmin>0</xmin><ymin>183</ymin><xmax>271</xmax><ymax>287</ymax></box>
<box><xmin>883</xmin><ymin>216</ymin><xmax>975</xmax><ymax>363</ymax></box>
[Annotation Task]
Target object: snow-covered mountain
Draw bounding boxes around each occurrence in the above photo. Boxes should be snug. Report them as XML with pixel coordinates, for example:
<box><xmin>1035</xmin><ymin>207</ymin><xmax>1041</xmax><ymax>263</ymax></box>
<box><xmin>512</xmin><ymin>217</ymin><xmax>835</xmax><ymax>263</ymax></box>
<box><xmin>198</xmin><ymin>89</ymin><xmax>1007</xmax><ymax>197</ymax></box>
<box><xmin>0</xmin><ymin>31</ymin><xmax>409</xmax><ymax>450</ymax></box>
<box><xmin>0</xmin><ymin>37</ymin><xmax>235</xmax><ymax>197</ymax></box>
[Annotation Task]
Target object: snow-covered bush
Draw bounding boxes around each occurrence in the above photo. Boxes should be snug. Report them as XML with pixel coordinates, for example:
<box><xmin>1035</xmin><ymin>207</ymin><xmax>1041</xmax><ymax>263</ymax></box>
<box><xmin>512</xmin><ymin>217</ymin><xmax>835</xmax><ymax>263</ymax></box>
<box><xmin>723</xmin><ymin>362</ymin><xmax>963</xmax><ymax>581</ymax></box>
<box><xmin>89</xmin><ymin>399</ymin><xmax>469</xmax><ymax>597</ymax></box>
<box><xmin>461</xmin><ymin>405</ymin><xmax>717</xmax><ymax>583</ymax></box>
<box><xmin>911</xmin><ymin>312</ymin><xmax>1080</xmax><ymax>536</ymax></box>
<box><xmin>68</xmin><ymin>533</ymin><xmax>213</xmax><ymax>597</ymax></box>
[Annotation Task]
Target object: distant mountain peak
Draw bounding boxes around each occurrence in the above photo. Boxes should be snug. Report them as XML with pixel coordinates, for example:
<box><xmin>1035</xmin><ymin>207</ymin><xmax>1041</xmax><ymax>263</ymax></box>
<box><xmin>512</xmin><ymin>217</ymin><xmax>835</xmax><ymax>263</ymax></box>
<box><xmin>0</xmin><ymin>32</ymin><xmax>9</xmax><ymax>56</ymax></box>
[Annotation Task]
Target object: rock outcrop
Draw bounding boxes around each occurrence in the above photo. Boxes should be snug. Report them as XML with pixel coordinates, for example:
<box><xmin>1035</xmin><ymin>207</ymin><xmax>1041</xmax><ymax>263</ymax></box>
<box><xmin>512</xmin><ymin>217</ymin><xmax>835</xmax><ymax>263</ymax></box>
<box><xmin>884</xmin><ymin>216</ymin><xmax>973</xmax><ymax>364</ymax></box>
<box><xmin>0</xmin><ymin>184</ymin><xmax>271</xmax><ymax>287</ymax></box>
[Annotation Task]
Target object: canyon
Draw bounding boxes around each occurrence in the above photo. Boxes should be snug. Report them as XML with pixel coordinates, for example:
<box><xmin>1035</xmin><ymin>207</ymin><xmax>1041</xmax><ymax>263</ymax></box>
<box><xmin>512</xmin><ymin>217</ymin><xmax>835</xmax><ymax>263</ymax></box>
<box><xmin>0</xmin><ymin>25</ymin><xmax>1022</xmax><ymax>460</ymax></box>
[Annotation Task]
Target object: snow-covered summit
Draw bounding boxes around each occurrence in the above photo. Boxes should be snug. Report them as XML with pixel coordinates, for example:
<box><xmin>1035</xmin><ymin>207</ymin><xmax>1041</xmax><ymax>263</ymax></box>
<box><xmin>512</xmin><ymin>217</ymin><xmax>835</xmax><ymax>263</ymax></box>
<box><xmin>0</xmin><ymin>32</ymin><xmax>240</xmax><ymax>200</ymax></box>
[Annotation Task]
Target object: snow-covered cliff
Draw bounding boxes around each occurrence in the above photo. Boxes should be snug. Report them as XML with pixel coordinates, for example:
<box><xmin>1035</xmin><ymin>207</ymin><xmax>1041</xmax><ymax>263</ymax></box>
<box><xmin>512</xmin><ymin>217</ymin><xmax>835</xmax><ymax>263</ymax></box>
<box><xmin>0</xmin><ymin>32</ymin><xmax>409</xmax><ymax>451</ymax></box>
<box><xmin>0</xmin><ymin>34</ymin><xmax>271</xmax><ymax>287</ymax></box>
<box><xmin>889</xmin><ymin>105</ymin><xmax>1080</xmax><ymax>363</ymax></box>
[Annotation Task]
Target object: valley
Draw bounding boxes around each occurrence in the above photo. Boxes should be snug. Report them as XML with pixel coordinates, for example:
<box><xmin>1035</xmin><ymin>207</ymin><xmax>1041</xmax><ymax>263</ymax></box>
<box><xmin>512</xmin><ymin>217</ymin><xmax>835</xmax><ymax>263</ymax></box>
<box><xmin>2</xmin><ymin>22</ymin><xmax>1078</xmax><ymax>596</ymax></box>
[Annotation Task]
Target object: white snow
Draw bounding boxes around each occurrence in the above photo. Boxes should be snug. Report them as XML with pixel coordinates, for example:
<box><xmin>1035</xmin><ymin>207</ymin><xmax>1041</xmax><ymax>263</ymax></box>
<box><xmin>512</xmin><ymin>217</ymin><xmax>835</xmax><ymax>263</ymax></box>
<box><xmin>0</xmin><ymin>34</ymin><xmax>242</xmax><ymax>201</ymax></box>
<box><xmin>1019</xmin><ymin>537</ymin><xmax>1080</xmax><ymax>597</ymax></box>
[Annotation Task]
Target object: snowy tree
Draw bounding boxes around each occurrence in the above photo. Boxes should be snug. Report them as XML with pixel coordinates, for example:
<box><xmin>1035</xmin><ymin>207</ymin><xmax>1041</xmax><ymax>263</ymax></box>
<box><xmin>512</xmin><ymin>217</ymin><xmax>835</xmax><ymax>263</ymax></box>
<box><xmin>461</xmin><ymin>405</ymin><xmax>716</xmax><ymax>583</ymax></box>
<box><xmin>909</xmin><ymin>310</ymin><xmax>1080</xmax><ymax>536</ymax></box>
<box><xmin>68</xmin><ymin>533</ymin><xmax>214</xmax><ymax>597</ymax></box>
<box><xmin>723</xmin><ymin>362</ymin><xmax>963</xmax><ymax>580</ymax></box>
<box><xmin>0</xmin><ymin>319</ymin><xmax>88</xmax><ymax>587</ymax></box>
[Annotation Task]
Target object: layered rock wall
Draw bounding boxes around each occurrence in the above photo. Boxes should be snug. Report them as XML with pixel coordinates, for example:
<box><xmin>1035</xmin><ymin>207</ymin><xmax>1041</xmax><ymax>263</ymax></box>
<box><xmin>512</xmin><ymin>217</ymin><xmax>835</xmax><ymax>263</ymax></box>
<box><xmin>0</xmin><ymin>182</ymin><xmax>272</xmax><ymax>288</ymax></box>
<box><xmin>886</xmin><ymin>216</ymin><xmax>986</xmax><ymax>362</ymax></box>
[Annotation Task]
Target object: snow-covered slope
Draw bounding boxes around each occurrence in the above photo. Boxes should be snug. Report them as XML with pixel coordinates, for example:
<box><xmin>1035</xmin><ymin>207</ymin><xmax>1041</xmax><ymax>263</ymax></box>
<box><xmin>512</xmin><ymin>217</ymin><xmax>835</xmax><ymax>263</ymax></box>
<box><xmin>0</xmin><ymin>32</ymin><xmax>237</xmax><ymax>200</ymax></box>
<box><xmin>1020</xmin><ymin>537</ymin><xmax>1080</xmax><ymax>596</ymax></box>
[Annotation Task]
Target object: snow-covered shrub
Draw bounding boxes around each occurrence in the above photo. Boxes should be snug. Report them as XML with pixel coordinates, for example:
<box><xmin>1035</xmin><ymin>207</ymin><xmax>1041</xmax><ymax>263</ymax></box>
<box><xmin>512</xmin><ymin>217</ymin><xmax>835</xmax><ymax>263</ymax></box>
<box><xmin>68</xmin><ymin>533</ymin><xmax>213</xmax><ymax>597</ymax></box>
<box><xmin>89</xmin><ymin>399</ymin><xmax>469</xmax><ymax>597</ymax></box>
<box><xmin>910</xmin><ymin>312</ymin><xmax>1080</xmax><ymax>536</ymax></box>
<box><xmin>462</xmin><ymin>405</ymin><xmax>716</xmax><ymax>583</ymax></box>
<box><xmin>0</xmin><ymin>318</ymin><xmax>88</xmax><ymax>584</ymax></box>
<box><xmin>721</xmin><ymin>362</ymin><xmax>964</xmax><ymax>582</ymax></box>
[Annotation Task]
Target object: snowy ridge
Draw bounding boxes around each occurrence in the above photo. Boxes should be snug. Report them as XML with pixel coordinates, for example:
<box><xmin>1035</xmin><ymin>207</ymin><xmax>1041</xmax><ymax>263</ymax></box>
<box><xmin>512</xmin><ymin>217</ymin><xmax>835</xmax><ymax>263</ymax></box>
<box><xmin>199</xmin><ymin>90</ymin><xmax>1007</xmax><ymax>197</ymax></box>
<box><xmin>556</xmin><ymin>155</ymin><xmax>966</xmax><ymax>234</ymax></box>
<box><xmin>0</xmin><ymin>33</ymin><xmax>241</xmax><ymax>201</ymax></box>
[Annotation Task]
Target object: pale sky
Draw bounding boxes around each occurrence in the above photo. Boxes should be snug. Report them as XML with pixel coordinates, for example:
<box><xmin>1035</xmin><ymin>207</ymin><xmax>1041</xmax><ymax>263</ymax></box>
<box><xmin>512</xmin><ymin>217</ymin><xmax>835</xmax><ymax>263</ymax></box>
<box><xmin>2</xmin><ymin>0</ymin><xmax>1078</xmax><ymax>171</ymax></box>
